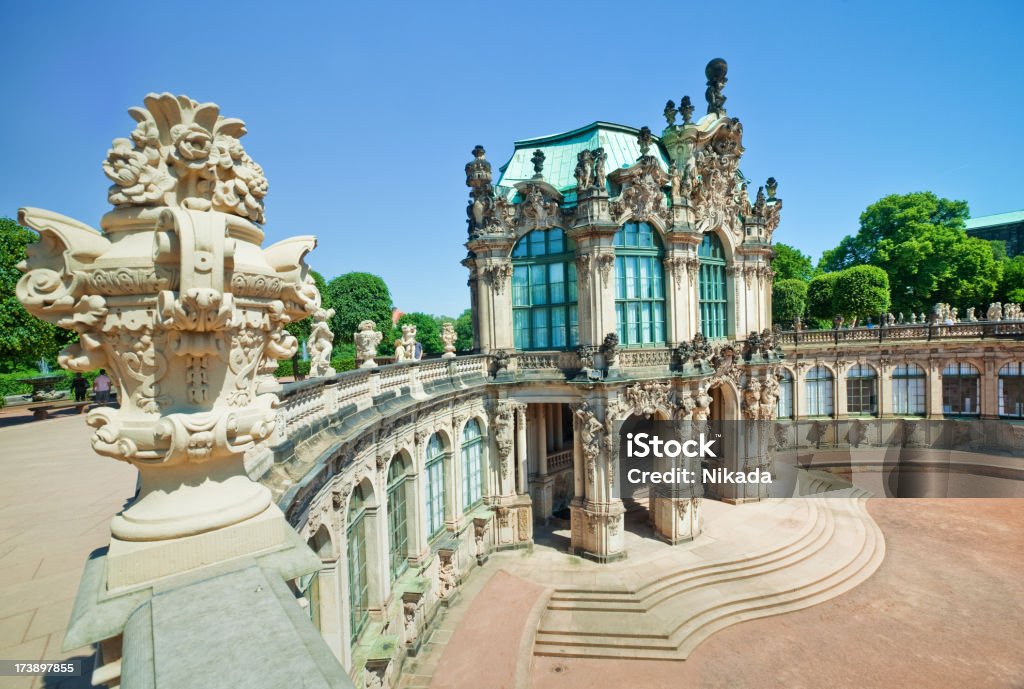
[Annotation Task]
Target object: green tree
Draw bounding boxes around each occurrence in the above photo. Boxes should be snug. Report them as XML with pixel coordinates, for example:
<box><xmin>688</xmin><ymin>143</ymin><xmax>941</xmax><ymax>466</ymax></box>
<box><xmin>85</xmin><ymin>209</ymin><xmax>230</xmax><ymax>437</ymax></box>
<box><xmin>806</xmin><ymin>272</ymin><xmax>839</xmax><ymax>326</ymax></box>
<box><xmin>453</xmin><ymin>308</ymin><xmax>473</xmax><ymax>351</ymax></box>
<box><xmin>326</xmin><ymin>272</ymin><xmax>394</xmax><ymax>345</ymax></box>
<box><xmin>771</xmin><ymin>243</ymin><xmax>815</xmax><ymax>282</ymax></box>
<box><xmin>0</xmin><ymin>217</ymin><xmax>74</xmax><ymax>372</ymax></box>
<box><xmin>390</xmin><ymin>312</ymin><xmax>443</xmax><ymax>355</ymax></box>
<box><xmin>832</xmin><ymin>265</ymin><xmax>890</xmax><ymax>325</ymax></box>
<box><xmin>817</xmin><ymin>192</ymin><xmax>996</xmax><ymax>314</ymax></box>
<box><xmin>772</xmin><ymin>279</ymin><xmax>808</xmax><ymax>327</ymax></box>
<box><xmin>1000</xmin><ymin>255</ymin><xmax>1024</xmax><ymax>303</ymax></box>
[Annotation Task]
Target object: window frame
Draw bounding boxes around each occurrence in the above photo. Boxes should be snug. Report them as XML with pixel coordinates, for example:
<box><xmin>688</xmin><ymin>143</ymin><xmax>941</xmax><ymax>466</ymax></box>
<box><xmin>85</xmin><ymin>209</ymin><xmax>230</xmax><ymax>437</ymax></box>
<box><xmin>942</xmin><ymin>362</ymin><xmax>980</xmax><ymax>416</ymax></box>
<box><xmin>424</xmin><ymin>434</ymin><xmax>447</xmax><ymax>540</ymax></box>
<box><xmin>698</xmin><ymin>232</ymin><xmax>729</xmax><ymax>340</ymax></box>
<box><xmin>805</xmin><ymin>365</ymin><xmax>835</xmax><ymax>417</ymax></box>
<box><xmin>511</xmin><ymin>228</ymin><xmax>578</xmax><ymax>351</ymax></box>
<box><xmin>846</xmin><ymin>363</ymin><xmax>878</xmax><ymax>416</ymax></box>
<box><xmin>386</xmin><ymin>457</ymin><xmax>408</xmax><ymax>581</ymax></box>
<box><xmin>892</xmin><ymin>363</ymin><xmax>926</xmax><ymax>417</ymax></box>
<box><xmin>613</xmin><ymin>222</ymin><xmax>666</xmax><ymax>347</ymax></box>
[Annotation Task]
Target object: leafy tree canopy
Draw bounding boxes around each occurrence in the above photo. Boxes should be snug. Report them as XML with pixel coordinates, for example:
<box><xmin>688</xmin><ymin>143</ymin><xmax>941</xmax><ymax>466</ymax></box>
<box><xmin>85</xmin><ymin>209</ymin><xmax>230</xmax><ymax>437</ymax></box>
<box><xmin>806</xmin><ymin>272</ymin><xmax>839</xmax><ymax>325</ymax></box>
<box><xmin>453</xmin><ymin>309</ymin><xmax>473</xmax><ymax>351</ymax></box>
<box><xmin>326</xmin><ymin>272</ymin><xmax>394</xmax><ymax>345</ymax></box>
<box><xmin>1000</xmin><ymin>255</ymin><xmax>1024</xmax><ymax>303</ymax></box>
<box><xmin>771</xmin><ymin>279</ymin><xmax>808</xmax><ymax>327</ymax></box>
<box><xmin>817</xmin><ymin>192</ymin><xmax>997</xmax><ymax>314</ymax></box>
<box><xmin>832</xmin><ymin>265</ymin><xmax>890</xmax><ymax>325</ymax></box>
<box><xmin>0</xmin><ymin>217</ymin><xmax>75</xmax><ymax>372</ymax></box>
<box><xmin>389</xmin><ymin>312</ymin><xmax>443</xmax><ymax>355</ymax></box>
<box><xmin>771</xmin><ymin>243</ymin><xmax>815</xmax><ymax>282</ymax></box>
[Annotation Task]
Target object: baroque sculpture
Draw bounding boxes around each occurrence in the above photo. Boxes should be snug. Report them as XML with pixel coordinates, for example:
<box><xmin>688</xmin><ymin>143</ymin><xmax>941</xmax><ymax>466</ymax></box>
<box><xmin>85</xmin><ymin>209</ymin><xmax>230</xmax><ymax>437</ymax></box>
<box><xmin>16</xmin><ymin>93</ymin><xmax>319</xmax><ymax>588</ymax></box>
<box><xmin>308</xmin><ymin>307</ymin><xmax>336</xmax><ymax>377</ymax></box>
<box><xmin>355</xmin><ymin>319</ymin><xmax>383</xmax><ymax>368</ymax></box>
<box><xmin>441</xmin><ymin>322</ymin><xmax>457</xmax><ymax>358</ymax></box>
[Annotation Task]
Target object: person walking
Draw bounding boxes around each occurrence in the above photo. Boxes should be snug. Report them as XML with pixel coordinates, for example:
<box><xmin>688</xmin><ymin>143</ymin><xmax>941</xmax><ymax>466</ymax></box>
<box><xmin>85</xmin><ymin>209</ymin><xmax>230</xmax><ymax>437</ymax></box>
<box><xmin>93</xmin><ymin>369</ymin><xmax>112</xmax><ymax>406</ymax></box>
<box><xmin>71</xmin><ymin>373</ymin><xmax>89</xmax><ymax>402</ymax></box>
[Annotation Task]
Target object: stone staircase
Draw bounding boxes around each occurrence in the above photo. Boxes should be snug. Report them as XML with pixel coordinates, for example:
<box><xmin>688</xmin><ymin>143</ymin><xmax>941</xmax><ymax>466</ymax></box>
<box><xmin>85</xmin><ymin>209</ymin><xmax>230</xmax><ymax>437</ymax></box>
<box><xmin>533</xmin><ymin>495</ymin><xmax>884</xmax><ymax>661</ymax></box>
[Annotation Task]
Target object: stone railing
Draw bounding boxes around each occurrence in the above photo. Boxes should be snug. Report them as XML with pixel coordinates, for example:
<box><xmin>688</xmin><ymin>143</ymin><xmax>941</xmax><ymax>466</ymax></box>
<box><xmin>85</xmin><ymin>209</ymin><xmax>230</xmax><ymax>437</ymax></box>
<box><xmin>273</xmin><ymin>355</ymin><xmax>491</xmax><ymax>450</ymax></box>
<box><xmin>547</xmin><ymin>448</ymin><xmax>573</xmax><ymax>472</ymax></box>
<box><xmin>779</xmin><ymin>320</ymin><xmax>1024</xmax><ymax>346</ymax></box>
<box><xmin>617</xmin><ymin>347</ymin><xmax>676</xmax><ymax>368</ymax></box>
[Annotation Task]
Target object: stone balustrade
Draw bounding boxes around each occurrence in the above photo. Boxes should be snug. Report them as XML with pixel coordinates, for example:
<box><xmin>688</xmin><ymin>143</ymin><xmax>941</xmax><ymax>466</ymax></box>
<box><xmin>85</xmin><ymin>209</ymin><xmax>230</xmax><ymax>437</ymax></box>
<box><xmin>778</xmin><ymin>320</ymin><xmax>1024</xmax><ymax>346</ymax></box>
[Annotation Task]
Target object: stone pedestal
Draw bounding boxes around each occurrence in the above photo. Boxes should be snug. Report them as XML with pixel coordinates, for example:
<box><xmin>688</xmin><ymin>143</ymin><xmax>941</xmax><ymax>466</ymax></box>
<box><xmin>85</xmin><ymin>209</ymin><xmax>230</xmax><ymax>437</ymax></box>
<box><xmin>569</xmin><ymin>498</ymin><xmax>626</xmax><ymax>562</ymax></box>
<box><xmin>529</xmin><ymin>474</ymin><xmax>554</xmax><ymax>522</ymax></box>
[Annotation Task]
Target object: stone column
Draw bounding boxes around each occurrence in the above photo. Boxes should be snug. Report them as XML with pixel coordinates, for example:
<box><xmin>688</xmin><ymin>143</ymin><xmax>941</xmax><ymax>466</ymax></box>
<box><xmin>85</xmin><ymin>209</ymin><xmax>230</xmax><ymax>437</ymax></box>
<box><xmin>878</xmin><ymin>360</ymin><xmax>891</xmax><ymax>417</ymax></box>
<box><xmin>569</xmin><ymin>401</ymin><xmax>625</xmax><ymax>562</ymax></box>
<box><xmin>928</xmin><ymin>363</ymin><xmax>945</xmax><ymax>419</ymax></box>
<box><xmin>515</xmin><ymin>405</ymin><xmax>528</xmax><ymax>495</ymax></box>
<box><xmin>530</xmin><ymin>403</ymin><xmax>553</xmax><ymax>519</ymax></box>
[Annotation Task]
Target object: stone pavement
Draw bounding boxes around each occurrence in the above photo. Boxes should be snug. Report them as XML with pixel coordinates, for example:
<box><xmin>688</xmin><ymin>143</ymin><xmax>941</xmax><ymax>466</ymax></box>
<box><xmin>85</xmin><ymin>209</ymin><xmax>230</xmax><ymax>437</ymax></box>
<box><xmin>0</xmin><ymin>414</ymin><xmax>137</xmax><ymax>689</ymax></box>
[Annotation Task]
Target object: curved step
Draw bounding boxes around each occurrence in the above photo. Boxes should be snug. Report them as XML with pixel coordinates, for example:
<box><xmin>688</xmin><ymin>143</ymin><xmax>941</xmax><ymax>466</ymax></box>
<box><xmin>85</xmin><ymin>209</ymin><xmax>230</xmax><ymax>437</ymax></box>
<box><xmin>532</xmin><ymin>498</ymin><xmax>884</xmax><ymax>660</ymax></box>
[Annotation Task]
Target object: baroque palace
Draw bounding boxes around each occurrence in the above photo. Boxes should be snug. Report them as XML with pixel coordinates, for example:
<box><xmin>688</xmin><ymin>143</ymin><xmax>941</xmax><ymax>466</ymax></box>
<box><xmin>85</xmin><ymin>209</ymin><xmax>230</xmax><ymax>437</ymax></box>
<box><xmin>15</xmin><ymin>60</ymin><xmax>1024</xmax><ymax>689</ymax></box>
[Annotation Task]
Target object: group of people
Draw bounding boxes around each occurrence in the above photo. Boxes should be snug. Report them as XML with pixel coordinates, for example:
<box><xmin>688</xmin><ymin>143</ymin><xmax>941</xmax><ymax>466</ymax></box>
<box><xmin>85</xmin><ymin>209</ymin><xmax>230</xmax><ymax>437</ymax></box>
<box><xmin>70</xmin><ymin>369</ymin><xmax>113</xmax><ymax>405</ymax></box>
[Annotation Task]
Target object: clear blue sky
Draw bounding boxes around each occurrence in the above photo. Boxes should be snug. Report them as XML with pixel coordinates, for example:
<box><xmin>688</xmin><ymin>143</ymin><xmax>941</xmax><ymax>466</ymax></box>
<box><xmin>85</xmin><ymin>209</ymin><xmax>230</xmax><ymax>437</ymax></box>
<box><xmin>2</xmin><ymin>1</ymin><xmax>1022</xmax><ymax>317</ymax></box>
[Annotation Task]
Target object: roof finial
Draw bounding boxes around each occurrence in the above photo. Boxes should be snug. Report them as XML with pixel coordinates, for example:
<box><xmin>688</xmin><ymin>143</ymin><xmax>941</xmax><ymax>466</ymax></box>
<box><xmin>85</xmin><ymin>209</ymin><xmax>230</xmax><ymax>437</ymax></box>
<box><xmin>704</xmin><ymin>58</ymin><xmax>728</xmax><ymax>116</ymax></box>
<box><xmin>663</xmin><ymin>100</ymin><xmax>677</xmax><ymax>126</ymax></box>
<box><xmin>680</xmin><ymin>95</ymin><xmax>695</xmax><ymax>124</ymax></box>
<box><xmin>637</xmin><ymin>126</ymin><xmax>653</xmax><ymax>157</ymax></box>
<box><xmin>766</xmin><ymin>177</ymin><xmax>778</xmax><ymax>200</ymax></box>
<box><xmin>531</xmin><ymin>149</ymin><xmax>545</xmax><ymax>177</ymax></box>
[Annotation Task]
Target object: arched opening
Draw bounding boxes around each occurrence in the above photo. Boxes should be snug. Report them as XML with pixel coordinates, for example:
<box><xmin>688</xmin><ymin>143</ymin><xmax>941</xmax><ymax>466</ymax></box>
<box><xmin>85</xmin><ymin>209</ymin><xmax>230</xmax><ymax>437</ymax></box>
<box><xmin>892</xmin><ymin>364</ymin><xmax>926</xmax><ymax>417</ymax></box>
<box><xmin>614</xmin><ymin>222</ymin><xmax>666</xmax><ymax>346</ymax></box>
<box><xmin>386</xmin><ymin>455</ymin><xmax>410</xmax><ymax>581</ymax></box>
<box><xmin>806</xmin><ymin>365</ymin><xmax>835</xmax><ymax>417</ymax></box>
<box><xmin>776</xmin><ymin>368</ymin><xmax>795</xmax><ymax>419</ymax></box>
<box><xmin>698</xmin><ymin>232</ymin><xmax>729</xmax><ymax>339</ymax></box>
<box><xmin>346</xmin><ymin>481</ymin><xmax>371</xmax><ymax>643</ymax></box>
<box><xmin>511</xmin><ymin>228</ymin><xmax>578</xmax><ymax>350</ymax></box>
<box><xmin>942</xmin><ymin>362</ymin><xmax>980</xmax><ymax>416</ymax></box>
<box><xmin>424</xmin><ymin>433</ymin><xmax>448</xmax><ymax>540</ymax></box>
<box><xmin>303</xmin><ymin>525</ymin><xmax>333</xmax><ymax>632</ymax></box>
<box><xmin>461</xmin><ymin>419</ymin><xmax>484</xmax><ymax>510</ymax></box>
<box><xmin>998</xmin><ymin>363</ymin><xmax>1024</xmax><ymax>418</ymax></box>
<box><xmin>846</xmin><ymin>364</ymin><xmax>878</xmax><ymax>416</ymax></box>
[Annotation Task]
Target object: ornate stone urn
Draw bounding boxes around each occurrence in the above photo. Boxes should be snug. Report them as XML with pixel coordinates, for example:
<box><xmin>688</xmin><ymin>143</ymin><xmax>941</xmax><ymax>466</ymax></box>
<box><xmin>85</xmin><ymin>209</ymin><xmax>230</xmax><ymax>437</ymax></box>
<box><xmin>16</xmin><ymin>93</ymin><xmax>320</xmax><ymax>589</ymax></box>
<box><xmin>354</xmin><ymin>319</ymin><xmax>382</xmax><ymax>368</ymax></box>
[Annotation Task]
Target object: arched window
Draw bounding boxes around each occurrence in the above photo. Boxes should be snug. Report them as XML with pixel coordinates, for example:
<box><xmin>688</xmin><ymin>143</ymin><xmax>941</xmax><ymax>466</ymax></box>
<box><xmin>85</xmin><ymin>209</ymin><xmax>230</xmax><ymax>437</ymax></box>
<box><xmin>998</xmin><ymin>363</ymin><xmax>1024</xmax><ymax>418</ymax></box>
<box><xmin>511</xmin><ymin>228</ymin><xmax>578</xmax><ymax>350</ymax></box>
<box><xmin>846</xmin><ymin>364</ymin><xmax>878</xmax><ymax>416</ymax></box>
<box><xmin>424</xmin><ymin>434</ymin><xmax>447</xmax><ymax>539</ymax></box>
<box><xmin>614</xmin><ymin>222</ymin><xmax>665</xmax><ymax>345</ymax></box>
<box><xmin>347</xmin><ymin>483</ymin><xmax>369</xmax><ymax>640</ymax></box>
<box><xmin>387</xmin><ymin>457</ymin><xmax>408</xmax><ymax>581</ymax></box>
<box><xmin>698</xmin><ymin>232</ymin><xmax>728</xmax><ymax>339</ymax></box>
<box><xmin>776</xmin><ymin>369</ymin><xmax>794</xmax><ymax>419</ymax></box>
<box><xmin>892</xmin><ymin>364</ymin><xmax>926</xmax><ymax>416</ymax></box>
<box><xmin>806</xmin><ymin>365</ymin><xmax>834</xmax><ymax>417</ymax></box>
<box><xmin>942</xmin><ymin>362</ymin><xmax>980</xmax><ymax>416</ymax></box>
<box><xmin>461</xmin><ymin>419</ymin><xmax>484</xmax><ymax>509</ymax></box>
<box><xmin>303</xmin><ymin>527</ymin><xmax>332</xmax><ymax>630</ymax></box>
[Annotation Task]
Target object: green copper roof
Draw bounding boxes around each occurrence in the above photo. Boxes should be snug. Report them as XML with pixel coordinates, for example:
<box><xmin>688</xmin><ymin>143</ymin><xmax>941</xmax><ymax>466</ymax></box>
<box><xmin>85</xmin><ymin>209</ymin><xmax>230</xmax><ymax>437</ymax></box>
<box><xmin>495</xmin><ymin>121</ymin><xmax>670</xmax><ymax>194</ymax></box>
<box><xmin>965</xmin><ymin>210</ymin><xmax>1024</xmax><ymax>229</ymax></box>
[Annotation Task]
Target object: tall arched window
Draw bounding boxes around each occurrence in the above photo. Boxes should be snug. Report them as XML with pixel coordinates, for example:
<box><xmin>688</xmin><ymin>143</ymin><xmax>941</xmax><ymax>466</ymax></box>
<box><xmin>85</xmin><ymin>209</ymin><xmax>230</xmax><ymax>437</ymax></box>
<box><xmin>347</xmin><ymin>483</ymin><xmax>369</xmax><ymax>640</ymax></box>
<box><xmin>998</xmin><ymin>363</ymin><xmax>1024</xmax><ymax>418</ymax></box>
<box><xmin>698</xmin><ymin>232</ymin><xmax>728</xmax><ymax>339</ymax></box>
<box><xmin>892</xmin><ymin>364</ymin><xmax>926</xmax><ymax>416</ymax></box>
<box><xmin>387</xmin><ymin>457</ymin><xmax>408</xmax><ymax>581</ymax></box>
<box><xmin>511</xmin><ymin>228</ymin><xmax>578</xmax><ymax>350</ymax></box>
<box><xmin>424</xmin><ymin>434</ymin><xmax>447</xmax><ymax>539</ymax></box>
<box><xmin>461</xmin><ymin>419</ymin><xmax>484</xmax><ymax>509</ymax></box>
<box><xmin>614</xmin><ymin>222</ymin><xmax>665</xmax><ymax>345</ymax></box>
<box><xmin>776</xmin><ymin>369</ymin><xmax>794</xmax><ymax>419</ymax></box>
<box><xmin>942</xmin><ymin>362</ymin><xmax>980</xmax><ymax>415</ymax></box>
<box><xmin>806</xmin><ymin>365</ymin><xmax>834</xmax><ymax>417</ymax></box>
<box><xmin>846</xmin><ymin>364</ymin><xmax>878</xmax><ymax>415</ymax></box>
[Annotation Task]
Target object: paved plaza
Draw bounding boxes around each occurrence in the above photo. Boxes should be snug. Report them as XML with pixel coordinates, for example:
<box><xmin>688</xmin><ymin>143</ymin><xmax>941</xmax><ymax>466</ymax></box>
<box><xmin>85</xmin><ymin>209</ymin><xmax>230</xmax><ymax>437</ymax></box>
<box><xmin>0</xmin><ymin>413</ymin><xmax>136</xmax><ymax>688</ymax></box>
